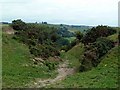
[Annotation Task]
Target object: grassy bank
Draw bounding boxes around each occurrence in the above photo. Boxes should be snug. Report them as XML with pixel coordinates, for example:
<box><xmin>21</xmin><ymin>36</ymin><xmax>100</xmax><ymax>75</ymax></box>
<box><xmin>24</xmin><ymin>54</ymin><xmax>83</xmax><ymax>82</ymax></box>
<box><xmin>2</xmin><ymin>31</ymin><xmax>57</xmax><ymax>88</ymax></box>
<box><xmin>49</xmin><ymin>46</ymin><xmax>119</xmax><ymax>88</ymax></box>
<box><xmin>60</xmin><ymin>43</ymin><xmax>84</xmax><ymax>68</ymax></box>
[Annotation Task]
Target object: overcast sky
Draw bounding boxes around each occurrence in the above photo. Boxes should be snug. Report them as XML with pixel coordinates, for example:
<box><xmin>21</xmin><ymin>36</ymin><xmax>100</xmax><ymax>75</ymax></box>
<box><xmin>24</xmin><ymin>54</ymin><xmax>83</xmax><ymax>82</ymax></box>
<box><xmin>0</xmin><ymin>0</ymin><xmax>119</xmax><ymax>26</ymax></box>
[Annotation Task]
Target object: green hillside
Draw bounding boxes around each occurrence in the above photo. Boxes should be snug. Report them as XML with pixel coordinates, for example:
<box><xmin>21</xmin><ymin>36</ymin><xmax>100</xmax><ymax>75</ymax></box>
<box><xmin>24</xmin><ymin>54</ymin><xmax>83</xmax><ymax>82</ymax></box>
<box><xmin>60</xmin><ymin>43</ymin><xmax>84</xmax><ymax>68</ymax></box>
<box><xmin>2</xmin><ymin>23</ymin><xmax>119</xmax><ymax>88</ymax></box>
<box><xmin>48</xmin><ymin>46</ymin><xmax>119</xmax><ymax>88</ymax></box>
<box><xmin>2</xmin><ymin>29</ymin><xmax>57</xmax><ymax>88</ymax></box>
<box><xmin>107</xmin><ymin>33</ymin><xmax>118</xmax><ymax>42</ymax></box>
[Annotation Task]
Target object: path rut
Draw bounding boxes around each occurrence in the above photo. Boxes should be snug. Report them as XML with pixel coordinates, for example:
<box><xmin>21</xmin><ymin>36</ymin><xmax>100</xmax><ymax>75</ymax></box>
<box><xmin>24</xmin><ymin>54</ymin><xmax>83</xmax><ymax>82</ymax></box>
<box><xmin>29</xmin><ymin>60</ymin><xmax>76</xmax><ymax>88</ymax></box>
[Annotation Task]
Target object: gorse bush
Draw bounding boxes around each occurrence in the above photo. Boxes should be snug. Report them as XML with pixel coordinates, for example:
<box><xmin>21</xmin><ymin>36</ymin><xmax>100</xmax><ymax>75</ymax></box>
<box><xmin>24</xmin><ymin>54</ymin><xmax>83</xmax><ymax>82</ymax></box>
<box><xmin>11</xmin><ymin>19</ymin><xmax>63</xmax><ymax>59</ymax></box>
<box><xmin>94</xmin><ymin>38</ymin><xmax>114</xmax><ymax>57</ymax></box>
<box><xmin>82</xmin><ymin>25</ymin><xmax>116</xmax><ymax>44</ymax></box>
<box><xmin>57</xmin><ymin>26</ymin><xmax>75</xmax><ymax>37</ymax></box>
<box><xmin>75</xmin><ymin>31</ymin><xmax>83</xmax><ymax>40</ymax></box>
<box><xmin>10</xmin><ymin>19</ymin><xmax>26</xmax><ymax>30</ymax></box>
<box><xmin>80</xmin><ymin>38</ymin><xmax>114</xmax><ymax>71</ymax></box>
<box><xmin>45</xmin><ymin>61</ymin><xmax>58</xmax><ymax>70</ymax></box>
<box><xmin>64</xmin><ymin>39</ymin><xmax>79</xmax><ymax>52</ymax></box>
<box><xmin>29</xmin><ymin>45</ymin><xmax>60</xmax><ymax>58</ymax></box>
<box><xmin>80</xmin><ymin>26</ymin><xmax>116</xmax><ymax>72</ymax></box>
<box><xmin>118</xmin><ymin>31</ymin><xmax>120</xmax><ymax>45</ymax></box>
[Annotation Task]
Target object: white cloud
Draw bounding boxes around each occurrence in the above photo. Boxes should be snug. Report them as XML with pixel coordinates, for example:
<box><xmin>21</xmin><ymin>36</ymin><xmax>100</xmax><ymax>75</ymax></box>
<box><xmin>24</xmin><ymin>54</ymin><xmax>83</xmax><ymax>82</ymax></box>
<box><xmin>1</xmin><ymin>0</ymin><xmax>119</xmax><ymax>26</ymax></box>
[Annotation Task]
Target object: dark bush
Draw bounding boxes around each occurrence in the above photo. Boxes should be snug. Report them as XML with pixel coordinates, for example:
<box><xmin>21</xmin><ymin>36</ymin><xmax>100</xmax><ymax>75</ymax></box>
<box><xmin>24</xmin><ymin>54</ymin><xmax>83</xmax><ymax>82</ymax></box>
<box><xmin>75</xmin><ymin>31</ymin><xmax>83</xmax><ymax>40</ymax></box>
<box><xmin>11</xmin><ymin>19</ymin><xmax>26</xmax><ymax>30</ymax></box>
<box><xmin>80</xmin><ymin>37</ymin><xmax>114</xmax><ymax>72</ymax></box>
<box><xmin>64</xmin><ymin>39</ymin><xmax>78</xmax><ymax>52</ymax></box>
<box><xmin>118</xmin><ymin>31</ymin><xmax>120</xmax><ymax>45</ymax></box>
<box><xmin>82</xmin><ymin>25</ymin><xmax>116</xmax><ymax>44</ymax></box>
<box><xmin>56</xmin><ymin>38</ymin><xmax>70</xmax><ymax>46</ymax></box>
<box><xmin>45</xmin><ymin>61</ymin><xmax>57</xmax><ymax>70</ymax></box>
<box><xmin>12</xmin><ymin>21</ymin><xmax>61</xmax><ymax>59</ymax></box>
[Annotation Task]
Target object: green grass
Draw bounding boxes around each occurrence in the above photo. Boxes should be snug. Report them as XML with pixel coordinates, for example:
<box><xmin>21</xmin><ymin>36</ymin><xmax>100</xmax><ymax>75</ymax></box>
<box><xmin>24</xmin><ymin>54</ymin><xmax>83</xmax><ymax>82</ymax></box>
<box><xmin>49</xmin><ymin>46</ymin><xmax>119</xmax><ymax>88</ymax></box>
<box><xmin>60</xmin><ymin>43</ymin><xmax>84</xmax><ymax>68</ymax></box>
<box><xmin>107</xmin><ymin>33</ymin><xmax>118</xmax><ymax>42</ymax></box>
<box><xmin>2</xmin><ymin>33</ymin><xmax>57</xmax><ymax>88</ymax></box>
<box><xmin>64</xmin><ymin>37</ymin><xmax>76</xmax><ymax>43</ymax></box>
<box><xmin>0</xmin><ymin>24</ymin><xmax>9</xmax><ymax>27</ymax></box>
<box><xmin>0</xmin><ymin>24</ymin><xmax>2</xmax><ymax>89</ymax></box>
<box><xmin>68</xmin><ymin>29</ymin><xmax>78</xmax><ymax>33</ymax></box>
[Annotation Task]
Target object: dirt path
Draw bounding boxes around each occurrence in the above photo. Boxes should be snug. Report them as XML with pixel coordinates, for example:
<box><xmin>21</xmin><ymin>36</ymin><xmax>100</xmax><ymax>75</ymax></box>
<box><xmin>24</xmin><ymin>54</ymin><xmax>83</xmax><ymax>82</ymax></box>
<box><xmin>29</xmin><ymin>60</ymin><xmax>76</xmax><ymax>88</ymax></box>
<box><xmin>2</xmin><ymin>26</ymin><xmax>15</xmax><ymax>34</ymax></box>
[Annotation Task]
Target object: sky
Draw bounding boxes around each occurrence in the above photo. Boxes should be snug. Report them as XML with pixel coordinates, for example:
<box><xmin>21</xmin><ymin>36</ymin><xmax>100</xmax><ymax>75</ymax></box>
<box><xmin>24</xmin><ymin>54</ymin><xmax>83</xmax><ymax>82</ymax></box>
<box><xmin>0</xmin><ymin>0</ymin><xmax>119</xmax><ymax>26</ymax></box>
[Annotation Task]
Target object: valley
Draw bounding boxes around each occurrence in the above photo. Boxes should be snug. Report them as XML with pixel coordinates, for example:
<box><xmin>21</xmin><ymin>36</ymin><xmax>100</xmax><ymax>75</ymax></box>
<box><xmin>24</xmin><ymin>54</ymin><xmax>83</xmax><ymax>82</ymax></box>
<box><xmin>1</xmin><ymin>21</ymin><xmax>119</xmax><ymax>88</ymax></box>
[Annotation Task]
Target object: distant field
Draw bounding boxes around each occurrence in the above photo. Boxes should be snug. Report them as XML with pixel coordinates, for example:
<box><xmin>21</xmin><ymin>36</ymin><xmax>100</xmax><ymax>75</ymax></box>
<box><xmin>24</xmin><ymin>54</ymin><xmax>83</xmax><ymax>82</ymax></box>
<box><xmin>64</xmin><ymin>37</ymin><xmax>76</xmax><ymax>43</ymax></box>
<box><xmin>0</xmin><ymin>24</ymin><xmax>9</xmax><ymax>27</ymax></box>
<box><xmin>107</xmin><ymin>33</ymin><xmax>118</xmax><ymax>42</ymax></box>
<box><xmin>68</xmin><ymin>26</ymin><xmax>91</xmax><ymax>33</ymax></box>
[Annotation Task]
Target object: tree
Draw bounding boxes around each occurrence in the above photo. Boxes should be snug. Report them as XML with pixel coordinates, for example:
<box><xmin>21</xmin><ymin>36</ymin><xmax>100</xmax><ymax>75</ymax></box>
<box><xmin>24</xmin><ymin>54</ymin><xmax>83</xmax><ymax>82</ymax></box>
<box><xmin>11</xmin><ymin>19</ymin><xmax>26</xmax><ymax>30</ymax></box>
<box><xmin>42</xmin><ymin>22</ymin><xmax>47</xmax><ymax>24</ymax></box>
<box><xmin>51</xmin><ymin>33</ymin><xmax>59</xmax><ymax>42</ymax></box>
<box><xmin>75</xmin><ymin>31</ymin><xmax>83</xmax><ymax>40</ymax></box>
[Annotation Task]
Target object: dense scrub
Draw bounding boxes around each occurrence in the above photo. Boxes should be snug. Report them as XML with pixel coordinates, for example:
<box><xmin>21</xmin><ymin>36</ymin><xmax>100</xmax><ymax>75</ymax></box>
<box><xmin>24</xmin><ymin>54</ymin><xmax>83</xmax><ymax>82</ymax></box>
<box><xmin>118</xmin><ymin>31</ymin><xmax>120</xmax><ymax>45</ymax></box>
<box><xmin>57</xmin><ymin>26</ymin><xmax>75</xmax><ymax>37</ymax></box>
<box><xmin>82</xmin><ymin>25</ymin><xmax>116</xmax><ymax>44</ymax></box>
<box><xmin>80</xmin><ymin>25</ymin><xmax>116</xmax><ymax>71</ymax></box>
<box><xmin>11</xmin><ymin>19</ymin><xmax>71</xmax><ymax>59</ymax></box>
<box><xmin>80</xmin><ymin>38</ymin><xmax>114</xmax><ymax>71</ymax></box>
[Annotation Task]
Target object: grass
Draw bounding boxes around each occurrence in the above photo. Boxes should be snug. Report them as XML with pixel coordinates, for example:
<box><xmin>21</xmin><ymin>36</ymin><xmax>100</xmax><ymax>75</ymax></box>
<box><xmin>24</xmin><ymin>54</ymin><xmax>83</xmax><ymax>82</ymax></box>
<box><xmin>64</xmin><ymin>37</ymin><xmax>76</xmax><ymax>43</ymax></box>
<box><xmin>107</xmin><ymin>33</ymin><xmax>118</xmax><ymax>42</ymax></box>
<box><xmin>49</xmin><ymin>46</ymin><xmax>119</xmax><ymax>88</ymax></box>
<box><xmin>0</xmin><ymin>24</ymin><xmax>2</xmax><ymax>89</ymax></box>
<box><xmin>2</xmin><ymin>32</ymin><xmax>57</xmax><ymax>88</ymax></box>
<box><xmin>60</xmin><ymin>43</ymin><xmax>84</xmax><ymax>68</ymax></box>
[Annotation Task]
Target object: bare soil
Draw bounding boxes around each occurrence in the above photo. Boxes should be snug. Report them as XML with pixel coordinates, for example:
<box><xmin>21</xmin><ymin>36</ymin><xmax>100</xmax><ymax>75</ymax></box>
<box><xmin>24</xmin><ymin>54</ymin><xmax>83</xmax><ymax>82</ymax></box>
<box><xmin>29</xmin><ymin>60</ymin><xmax>76</xmax><ymax>88</ymax></box>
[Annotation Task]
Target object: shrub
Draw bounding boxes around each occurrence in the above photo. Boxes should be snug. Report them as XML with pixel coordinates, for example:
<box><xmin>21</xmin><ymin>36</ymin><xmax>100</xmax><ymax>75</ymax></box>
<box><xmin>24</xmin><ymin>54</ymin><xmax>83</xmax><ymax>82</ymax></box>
<box><xmin>82</xmin><ymin>25</ymin><xmax>116</xmax><ymax>44</ymax></box>
<box><xmin>80</xmin><ymin>37</ymin><xmax>114</xmax><ymax>72</ymax></box>
<box><xmin>12</xmin><ymin>21</ymin><xmax>61</xmax><ymax>59</ymax></box>
<box><xmin>56</xmin><ymin>38</ymin><xmax>70</xmax><ymax>46</ymax></box>
<box><xmin>45</xmin><ymin>61</ymin><xmax>57</xmax><ymax>70</ymax></box>
<box><xmin>118</xmin><ymin>31</ymin><xmax>120</xmax><ymax>45</ymax></box>
<box><xmin>75</xmin><ymin>31</ymin><xmax>83</xmax><ymax>40</ymax></box>
<box><xmin>11</xmin><ymin>19</ymin><xmax>26</xmax><ymax>30</ymax></box>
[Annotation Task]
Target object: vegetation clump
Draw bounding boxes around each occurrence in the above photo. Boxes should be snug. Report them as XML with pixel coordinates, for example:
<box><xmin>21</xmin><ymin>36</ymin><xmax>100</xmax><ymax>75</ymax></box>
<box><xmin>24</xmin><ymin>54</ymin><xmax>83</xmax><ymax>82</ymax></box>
<box><xmin>82</xmin><ymin>25</ymin><xmax>116</xmax><ymax>44</ymax></box>
<box><xmin>11</xmin><ymin>19</ymin><xmax>64</xmax><ymax>59</ymax></box>
<box><xmin>80</xmin><ymin>38</ymin><xmax>114</xmax><ymax>71</ymax></box>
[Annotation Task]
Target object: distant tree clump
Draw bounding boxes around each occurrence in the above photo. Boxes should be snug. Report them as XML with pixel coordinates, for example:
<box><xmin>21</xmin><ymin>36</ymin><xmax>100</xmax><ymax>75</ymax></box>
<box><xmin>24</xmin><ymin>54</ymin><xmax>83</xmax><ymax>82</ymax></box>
<box><xmin>57</xmin><ymin>27</ymin><xmax>75</xmax><ymax>37</ymax></box>
<box><xmin>42</xmin><ymin>22</ymin><xmax>47</xmax><ymax>24</ymax></box>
